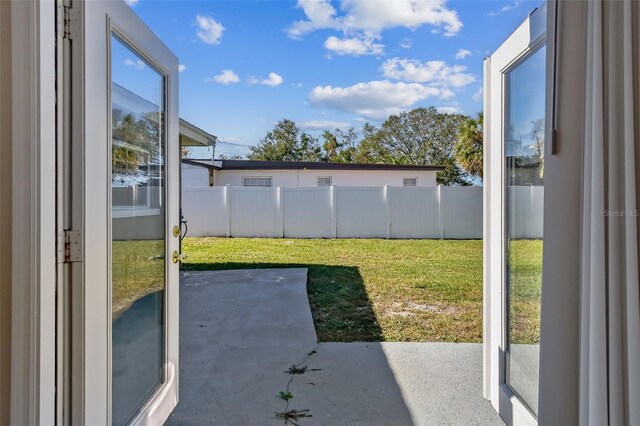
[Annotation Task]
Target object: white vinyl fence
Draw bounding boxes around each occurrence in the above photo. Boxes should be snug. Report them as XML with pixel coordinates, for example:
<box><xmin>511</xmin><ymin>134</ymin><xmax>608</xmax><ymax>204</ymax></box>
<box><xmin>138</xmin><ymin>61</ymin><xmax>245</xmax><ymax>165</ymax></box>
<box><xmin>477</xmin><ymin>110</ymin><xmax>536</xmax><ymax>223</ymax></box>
<box><xmin>182</xmin><ymin>185</ymin><xmax>543</xmax><ymax>239</ymax></box>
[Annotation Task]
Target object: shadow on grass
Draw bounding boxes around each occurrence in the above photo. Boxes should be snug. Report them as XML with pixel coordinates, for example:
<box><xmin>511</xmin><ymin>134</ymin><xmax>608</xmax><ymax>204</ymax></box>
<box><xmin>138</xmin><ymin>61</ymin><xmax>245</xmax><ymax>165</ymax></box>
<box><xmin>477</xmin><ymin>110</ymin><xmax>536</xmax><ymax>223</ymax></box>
<box><xmin>183</xmin><ymin>262</ymin><xmax>383</xmax><ymax>342</ymax></box>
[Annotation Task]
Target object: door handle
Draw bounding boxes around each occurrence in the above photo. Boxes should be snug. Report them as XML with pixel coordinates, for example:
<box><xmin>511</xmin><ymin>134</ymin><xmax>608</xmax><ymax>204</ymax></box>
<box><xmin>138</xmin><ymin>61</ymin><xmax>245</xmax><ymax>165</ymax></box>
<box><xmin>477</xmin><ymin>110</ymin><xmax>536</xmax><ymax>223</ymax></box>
<box><xmin>172</xmin><ymin>250</ymin><xmax>187</xmax><ymax>264</ymax></box>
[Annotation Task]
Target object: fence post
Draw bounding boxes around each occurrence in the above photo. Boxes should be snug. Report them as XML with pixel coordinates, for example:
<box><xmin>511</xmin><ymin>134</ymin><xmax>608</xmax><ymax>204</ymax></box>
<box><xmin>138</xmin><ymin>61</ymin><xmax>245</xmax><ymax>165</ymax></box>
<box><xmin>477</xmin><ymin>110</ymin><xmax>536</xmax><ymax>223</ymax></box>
<box><xmin>384</xmin><ymin>184</ymin><xmax>391</xmax><ymax>239</ymax></box>
<box><xmin>438</xmin><ymin>184</ymin><xmax>444</xmax><ymax>239</ymax></box>
<box><xmin>277</xmin><ymin>186</ymin><xmax>284</xmax><ymax>238</ymax></box>
<box><xmin>331</xmin><ymin>185</ymin><xmax>337</xmax><ymax>238</ymax></box>
<box><xmin>225</xmin><ymin>184</ymin><xmax>231</xmax><ymax>237</ymax></box>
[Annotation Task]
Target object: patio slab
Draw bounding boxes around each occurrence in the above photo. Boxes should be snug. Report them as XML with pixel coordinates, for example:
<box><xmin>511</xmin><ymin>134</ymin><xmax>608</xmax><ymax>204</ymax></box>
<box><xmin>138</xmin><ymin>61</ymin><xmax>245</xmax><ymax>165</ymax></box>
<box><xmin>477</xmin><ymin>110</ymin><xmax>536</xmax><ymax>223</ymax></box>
<box><xmin>166</xmin><ymin>269</ymin><xmax>503</xmax><ymax>426</ymax></box>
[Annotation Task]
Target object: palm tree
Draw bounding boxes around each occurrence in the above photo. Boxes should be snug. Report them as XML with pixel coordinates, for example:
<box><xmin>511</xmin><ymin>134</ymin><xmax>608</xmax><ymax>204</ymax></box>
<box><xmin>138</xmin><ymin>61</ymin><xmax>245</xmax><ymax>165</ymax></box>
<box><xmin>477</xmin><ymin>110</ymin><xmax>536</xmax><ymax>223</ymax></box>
<box><xmin>112</xmin><ymin>111</ymin><xmax>158</xmax><ymax>174</ymax></box>
<box><xmin>455</xmin><ymin>112</ymin><xmax>483</xmax><ymax>180</ymax></box>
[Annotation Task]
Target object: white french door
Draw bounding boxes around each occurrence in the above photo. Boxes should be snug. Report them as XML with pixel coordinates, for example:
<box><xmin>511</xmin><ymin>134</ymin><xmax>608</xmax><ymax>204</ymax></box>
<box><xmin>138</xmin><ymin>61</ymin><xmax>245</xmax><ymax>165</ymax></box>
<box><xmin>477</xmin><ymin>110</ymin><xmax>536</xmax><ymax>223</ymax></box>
<box><xmin>67</xmin><ymin>1</ymin><xmax>180</xmax><ymax>424</ymax></box>
<box><xmin>484</xmin><ymin>4</ymin><xmax>547</xmax><ymax>425</ymax></box>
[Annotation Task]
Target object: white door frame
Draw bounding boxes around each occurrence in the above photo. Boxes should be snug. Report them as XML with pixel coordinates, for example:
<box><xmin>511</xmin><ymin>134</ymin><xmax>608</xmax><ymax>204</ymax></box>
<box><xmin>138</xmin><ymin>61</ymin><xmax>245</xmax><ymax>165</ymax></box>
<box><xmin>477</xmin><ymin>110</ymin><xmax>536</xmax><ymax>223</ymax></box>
<box><xmin>537</xmin><ymin>1</ymin><xmax>583</xmax><ymax>423</ymax></box>
<box><xmin>67</xmin><ymin>1</ymin><xmax>180</xmax><ymax>424</ymax></box>
<box><xmin>4</xmin><ymin>0</ymin><xmax>57</xmax><ymax>424</ymax></box>
<box><xmin>484</xmin><ymin>5</ymin><xmax>548</xmax><ymax>425</ymax></box>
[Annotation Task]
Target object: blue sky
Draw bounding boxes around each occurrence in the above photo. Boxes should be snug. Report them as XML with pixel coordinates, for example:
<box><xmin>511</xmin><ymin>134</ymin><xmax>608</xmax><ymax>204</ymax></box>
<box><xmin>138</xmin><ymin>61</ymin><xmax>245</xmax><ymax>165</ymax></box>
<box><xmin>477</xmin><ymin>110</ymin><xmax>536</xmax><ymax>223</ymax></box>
<box><xmin>124</xmin><ymin>0</ymin><xmax>542</xmax><ymax>158</ymax></box>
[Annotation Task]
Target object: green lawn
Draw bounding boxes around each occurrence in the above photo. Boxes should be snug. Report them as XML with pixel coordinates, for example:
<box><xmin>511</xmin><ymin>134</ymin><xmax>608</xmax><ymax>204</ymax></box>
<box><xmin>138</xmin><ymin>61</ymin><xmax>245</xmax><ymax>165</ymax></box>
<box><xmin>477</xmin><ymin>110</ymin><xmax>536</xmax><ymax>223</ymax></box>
<box><xmin>112</xmin><ymin>240</ymin><xmax>164</xmax><ymax>317</ymax></box>
<box><xmin>509</xmin><ymin>239</ymin><xmax>543</xmax><ymax>344</ymax></box>
<box><xmin>182</xmin><ymin>238</ymin><xmax>542</xmax><ymax>343</ymax></box>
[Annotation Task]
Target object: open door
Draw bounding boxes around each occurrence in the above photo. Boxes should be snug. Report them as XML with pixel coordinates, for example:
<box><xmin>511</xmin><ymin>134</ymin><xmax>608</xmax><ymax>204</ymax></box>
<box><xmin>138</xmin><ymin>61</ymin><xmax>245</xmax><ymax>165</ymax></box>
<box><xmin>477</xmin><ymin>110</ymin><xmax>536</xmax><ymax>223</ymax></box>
<box><xmin>484</xmin><ymin>4</ymin><xmax>547</xmax><ymax>425</ymax></box>
<box><xmin>65</xmin><ymin>1</ymin><xmax>180</xmax><ymax>424</ymax></box>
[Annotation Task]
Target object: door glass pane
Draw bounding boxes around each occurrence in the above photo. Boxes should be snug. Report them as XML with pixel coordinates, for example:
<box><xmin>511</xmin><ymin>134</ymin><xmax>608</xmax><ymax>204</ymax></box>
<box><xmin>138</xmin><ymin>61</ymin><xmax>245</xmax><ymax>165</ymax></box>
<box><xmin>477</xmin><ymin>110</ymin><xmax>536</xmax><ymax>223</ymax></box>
<box><xmin>111</xmin><ymin>34</ymin><xmax>165</xmax><ymax>426</ymax></box>
<box><xmin>505</xmin><ymin>45</ymin><xmax>545</xmax><ymax>415</ymax></box>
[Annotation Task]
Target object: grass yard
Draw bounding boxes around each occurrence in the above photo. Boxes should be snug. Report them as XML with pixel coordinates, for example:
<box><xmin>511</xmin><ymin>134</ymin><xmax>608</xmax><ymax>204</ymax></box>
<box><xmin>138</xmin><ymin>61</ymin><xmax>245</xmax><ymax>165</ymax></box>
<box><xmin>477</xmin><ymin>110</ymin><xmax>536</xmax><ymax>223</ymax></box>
<box><xmin>112</xmin><ymin>240</ymin><xmax>164</xmax><ymax>317</ymax></box>
<box><xmin>509</xmin><ymin>239</ymin><xmax>543</xmax><ymax>344</ymax></box>
<box><xmin>182</xmin><ymin>238</ymin><xmax>542</xmax><ymax>343</ymax></box>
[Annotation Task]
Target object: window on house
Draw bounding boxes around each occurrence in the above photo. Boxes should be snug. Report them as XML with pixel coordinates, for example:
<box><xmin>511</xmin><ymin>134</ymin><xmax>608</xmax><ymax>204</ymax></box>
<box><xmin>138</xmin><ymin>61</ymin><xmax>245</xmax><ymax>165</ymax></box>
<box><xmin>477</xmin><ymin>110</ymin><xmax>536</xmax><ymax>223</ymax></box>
<box><xmin>403</xmin><ymin>177</ymin><xmax>418</xmax><ymax>187</ymax></box>
<box><xmin>242</xmin><ymin>176</ymin><xmax>273</xmax><ymax>187</ymax></box>
<box><xmin>317</xmin><ymin>176</ymin><xmax>332</xmax><ymax>186</ymax></box>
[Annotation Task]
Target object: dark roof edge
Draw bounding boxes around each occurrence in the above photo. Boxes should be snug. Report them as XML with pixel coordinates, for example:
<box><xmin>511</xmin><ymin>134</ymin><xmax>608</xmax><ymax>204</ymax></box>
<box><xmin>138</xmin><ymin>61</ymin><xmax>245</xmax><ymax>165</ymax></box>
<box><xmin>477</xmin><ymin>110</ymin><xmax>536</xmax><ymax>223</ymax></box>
<box><xmin>182</xmin><ymin>158</ymin><xmax>221</xmax><ymax>170</ymax></box>
<box><xmin>191</xmin><ymin>159</ymin><xmax>446</xmax><ymax>171</ymax></box>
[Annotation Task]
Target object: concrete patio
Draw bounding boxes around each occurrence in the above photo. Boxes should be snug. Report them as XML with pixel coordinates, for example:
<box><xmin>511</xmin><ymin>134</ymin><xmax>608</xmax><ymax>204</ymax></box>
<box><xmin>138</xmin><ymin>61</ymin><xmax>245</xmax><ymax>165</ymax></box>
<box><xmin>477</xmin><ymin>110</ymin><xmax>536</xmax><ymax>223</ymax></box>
<box><xmin>166</xmin><ymin>269</ymin><xmax>502</xmax><ymax>426</ymax></box>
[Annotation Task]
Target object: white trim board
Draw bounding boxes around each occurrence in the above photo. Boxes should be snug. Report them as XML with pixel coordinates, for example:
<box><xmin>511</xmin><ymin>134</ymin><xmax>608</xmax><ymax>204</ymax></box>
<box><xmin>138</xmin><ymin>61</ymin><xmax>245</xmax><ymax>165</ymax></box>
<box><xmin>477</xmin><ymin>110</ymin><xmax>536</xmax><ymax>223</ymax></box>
<box><xmin>8</xmin><ymin>0</ymin><xmax>57</xmax><ymax>424</ymax></box>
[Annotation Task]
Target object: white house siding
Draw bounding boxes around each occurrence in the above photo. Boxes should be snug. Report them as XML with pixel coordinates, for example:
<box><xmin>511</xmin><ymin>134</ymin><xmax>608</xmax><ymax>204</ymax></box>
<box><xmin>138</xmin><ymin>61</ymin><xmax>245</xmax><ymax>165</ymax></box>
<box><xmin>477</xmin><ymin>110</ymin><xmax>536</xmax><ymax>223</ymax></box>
<box><xmin>182</xmin><ymin>163</ymin><xmax>211</xmax><ymax>187</ymax></box>
<box><xmin>181</xmin><ymin>163</ymin><xmax>439</xmax><ymax>188</ymax></box>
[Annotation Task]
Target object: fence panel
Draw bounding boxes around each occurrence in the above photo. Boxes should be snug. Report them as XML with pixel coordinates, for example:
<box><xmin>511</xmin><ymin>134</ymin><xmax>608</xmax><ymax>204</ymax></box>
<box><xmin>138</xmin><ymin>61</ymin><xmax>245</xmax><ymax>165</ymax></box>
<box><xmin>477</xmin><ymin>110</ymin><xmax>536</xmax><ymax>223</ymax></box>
<box><xmin>182</xmin><ymin>187</ymin><xmax>227</xmax><ymax>237</ymax></box>
<box><xmin>335</xmin><ymin>187</ymin><xmax>387</xmax><ymax>238</ymax></box>
<box><xmin>180</xmin><ymin>185</ymin><xmax>544</xmax><ymax>239</ymax></box>
<box><xmin>441</xmin><ymin>186</ymin><xmax>483</xmax><ymax>239</ymax></box>
<box><xmin>229</xmin><ymin>187</ymin><xmax>281</xmax><ymax>237</ymax></box>
<box><xmin>282</xmin><ymin>187</ymin><xmax>333</xmax><ymax>238</ymax></box>
<box><xmin>508</xmin><ymin>186</ymin><xmax>544</xmax><ymax>239</ymax></box>
<box><xmin>388</xmin><ymin>187</ymin><xmax>440</xmax><ymax>238</ymax></box>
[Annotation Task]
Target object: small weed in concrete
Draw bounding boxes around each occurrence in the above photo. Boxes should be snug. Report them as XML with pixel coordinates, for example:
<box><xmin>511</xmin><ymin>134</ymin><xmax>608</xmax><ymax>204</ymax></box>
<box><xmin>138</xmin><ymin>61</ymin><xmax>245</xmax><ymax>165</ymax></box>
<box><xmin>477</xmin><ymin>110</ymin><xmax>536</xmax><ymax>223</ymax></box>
<box><xmin>285</xmin><ymin>365</ymin><xmax>321</xmax><ymax>375</ymax></box>
<box><xmin>278</xmin><ymin>391</ymin><xmax>294</xmax><ymax>401</ymax></box>
<box><xmin>275</xmin><ymin>409</ymin><xmax>312</xmax><ymax>425</ymax></box>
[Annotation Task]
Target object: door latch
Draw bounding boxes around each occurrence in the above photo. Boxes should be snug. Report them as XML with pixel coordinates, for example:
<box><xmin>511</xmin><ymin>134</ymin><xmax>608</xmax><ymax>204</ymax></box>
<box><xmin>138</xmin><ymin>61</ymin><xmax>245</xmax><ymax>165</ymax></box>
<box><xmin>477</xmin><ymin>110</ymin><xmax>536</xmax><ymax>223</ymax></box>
<box><xmin>172</xmin><ymin>250</ymin><xmax>187</xmax><ymax>264</ymax></box>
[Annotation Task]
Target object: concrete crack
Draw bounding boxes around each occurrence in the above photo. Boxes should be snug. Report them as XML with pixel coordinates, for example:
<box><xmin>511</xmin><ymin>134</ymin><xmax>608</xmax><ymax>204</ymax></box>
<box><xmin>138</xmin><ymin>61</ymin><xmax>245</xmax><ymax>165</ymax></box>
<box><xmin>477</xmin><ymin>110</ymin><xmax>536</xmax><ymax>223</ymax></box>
<box><xmin>275</xmin><ymin>343</ymin><xmax>322</xmax><ymax>425</ymax></box>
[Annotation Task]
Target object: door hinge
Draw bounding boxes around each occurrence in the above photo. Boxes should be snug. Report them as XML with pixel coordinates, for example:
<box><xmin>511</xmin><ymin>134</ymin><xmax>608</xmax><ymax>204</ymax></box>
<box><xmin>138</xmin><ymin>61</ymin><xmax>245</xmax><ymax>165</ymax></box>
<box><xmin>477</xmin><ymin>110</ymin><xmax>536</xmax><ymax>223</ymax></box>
<box><xmin>63</xmin><ymin>230</ymin><xmax>83</xmax><ymax>263</ymax></box>
<box><xmin>58</xmin><ymin>2</ymin><xmax>79</xmax><ymax>40</ymax></box>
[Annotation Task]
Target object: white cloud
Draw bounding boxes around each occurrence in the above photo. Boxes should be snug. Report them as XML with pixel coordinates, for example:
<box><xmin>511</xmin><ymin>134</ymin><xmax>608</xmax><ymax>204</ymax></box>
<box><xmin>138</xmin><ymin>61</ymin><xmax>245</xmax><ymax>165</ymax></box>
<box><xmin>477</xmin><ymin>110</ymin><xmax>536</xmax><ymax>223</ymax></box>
<box><xmin>488</xmin><ymin>0</ymin><xmax>522</xmax><ymax>16</ymax></box>
<box><xmin>249</xmin><ymin>72</ymin><xmax>284</xmax><ymax>87</ymax></box>
<box><xmin>287</xmin><ymin>0</ymin><xmax>463</xmax><ymax>38</ymax></box>
<box><xmin>400</xmin><ymin>38</ymin><xmax>413</xmax><ymax>49</ymax></box>
<box><xmin>309</xmin><ymin>80</ymin><xmax>448</xmax><ymax>120</ymax></box>
<box><xmin>207</xmin><ymin>69</ymin><xmax>240</xmax><ymax>84</ymax></box>
<box><xmin>196</xmin><ymin>15</ymin><xmax>225</xmax><ymax>45</ymax></box>
<box><xmin>124</xmin><ymin>58</ymin><xmax>145</xmax><ymax>69</ymax></box>
<box><xmin>438</xmin><ymin>88</ymin><xmax>455</xmax><ymax>99</ymax></box>
<box><xmin>437</xmin><ymin>106</ymin><xmax>460</xmax><ymax>114</ymax></box>
<box><xmin>455</xmin><ymin>48</ymin><xmax>471</xmax><ymax>60</ymax></box>
<box><xmin>218</xmin><ymin>136</ymin><xmax>252</xmax><ymax>146</ymax></box>
<box><xmin>381</xmin><ymin>57</ymin><xmax>475</xmax><ymax>88</ymax></box>
<box><xmin>178</xmin><ymin>64</ymin><xmax>187</xmax><ymax>72</ymax></box>
<box><xmin>324</xmin><ymin>36</ymin><xmax>383</xmax><ymax>56</ymax></box>
<box><xmin>472</xmin><ymin>87</ymin><xmax>483</xmax><ymax>102</ymax></box>
<box><xmin>124</xmin><ymin>0</ymin><xmax>139</xmax><ymax>6</ymax></box>
<box><xmin>287</xmin><ymin>0</ymin><xmax>339</xmax><ymax>39</ymax></box>
<box><xmin>300</xmin><ymin>120</ymin><xmax>352</xmax><ymax>130</ymax></box>
<box><xmin>262</xmin><ymin>72</ymin><xmax>284</xmax><ymax>87</ymax></box>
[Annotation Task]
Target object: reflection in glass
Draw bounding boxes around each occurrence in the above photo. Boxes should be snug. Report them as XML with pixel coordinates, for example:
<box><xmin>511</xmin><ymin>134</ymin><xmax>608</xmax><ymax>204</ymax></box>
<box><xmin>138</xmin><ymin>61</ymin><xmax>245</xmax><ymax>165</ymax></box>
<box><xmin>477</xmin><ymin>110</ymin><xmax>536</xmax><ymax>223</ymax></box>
<box><xmin>111</xmin><ymin>34</ymin><xmax>165</xmax><ymax>426</ymax></box>
<box><xmin>505</xmin><ymin>45</ymin><xmax>545</xmax><ymax>415</ymax></box>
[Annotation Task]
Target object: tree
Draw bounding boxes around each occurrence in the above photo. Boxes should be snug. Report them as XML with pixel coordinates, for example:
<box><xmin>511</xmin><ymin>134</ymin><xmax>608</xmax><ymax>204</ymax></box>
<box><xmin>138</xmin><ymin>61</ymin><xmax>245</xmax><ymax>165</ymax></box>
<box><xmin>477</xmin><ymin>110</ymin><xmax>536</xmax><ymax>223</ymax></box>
<box><xmin>454</xmin><ymin>112</ymin><xmax>483</xmax><ymax>180</ymax></box>
<box><xmin>321</xmin><ymin>127</ymin><xmax>358</xmax><ymax>162</ymax></box>
<box><xmin>348</xmin><ymin>122</ymin><xmax>387</xmax><ymax>163</ymax></box>
<box><xmin>248</xmin><ymin>119</ymin><xmax>322</xmax><ymax>161</ymax></box>
<box><xmin>529</xmin><ymin>118</ymin><xmax>544</xmax><ymax>179</ymax></box>
<box><xmin>372</xmin><ymin>107</ymin><xmax>471</xmax><ymax>185</ymax></box>
<box><xmin>112</xmin><ymin>110</ymin><xmax>159</xmax><ymax>174</ymax></box>
<box><xmin>321</xmin><ymin>130</ymin><xmax>340</xmax><ymax>161</ymax></box>
<box><xmin>218</xmin><ymin>154</ymin><xmax>243</xmax><ymax>160</ymax></box>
